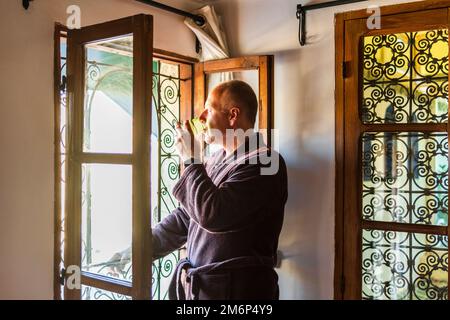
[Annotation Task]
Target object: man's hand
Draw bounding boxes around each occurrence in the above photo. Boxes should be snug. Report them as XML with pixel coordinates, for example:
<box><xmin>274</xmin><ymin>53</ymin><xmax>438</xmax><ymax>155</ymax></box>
<box><xmin>176</xmin><ymin>120</ymin><xmax>203</xmax><ymax>163</ymax></box>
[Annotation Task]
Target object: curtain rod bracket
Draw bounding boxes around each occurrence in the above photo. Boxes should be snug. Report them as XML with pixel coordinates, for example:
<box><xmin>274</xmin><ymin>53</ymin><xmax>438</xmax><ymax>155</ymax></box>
<box><xmin>296</xmin><ymin>0</ymin><xmax>369</xmax><ymax>46</ymax></box>
<box><xmin>296</xmin><ymin>5</ymin><xmax>306</xmax><ymax>46</ymax></box>
<box><xmin>194</xmin><ymin>16</ymin><xmax>206</xmax><ymax>27</ymax></box>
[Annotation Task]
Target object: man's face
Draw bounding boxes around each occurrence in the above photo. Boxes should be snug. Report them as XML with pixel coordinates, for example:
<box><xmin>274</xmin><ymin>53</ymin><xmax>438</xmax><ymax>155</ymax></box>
<box><xmin>199</xmin><ymin>89</ymin><xmax>230</xmax><ymax>145</ymax></box>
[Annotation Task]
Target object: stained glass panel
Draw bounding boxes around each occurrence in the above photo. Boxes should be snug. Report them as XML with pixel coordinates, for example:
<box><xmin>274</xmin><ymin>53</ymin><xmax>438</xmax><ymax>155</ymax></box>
<box><xmin>362</xmin><ymin>132</ymin><xmax>448</xmax><ymax>225</ymax></box>
<box><xmin>362</xmin><ymin>229</ymin><xmax>448</xmax><ymax>300</ymax></box>
<box><xmin>362</xmin><ymin>29</ymin><xmax>448</xmax><ymax>123</ymax></box>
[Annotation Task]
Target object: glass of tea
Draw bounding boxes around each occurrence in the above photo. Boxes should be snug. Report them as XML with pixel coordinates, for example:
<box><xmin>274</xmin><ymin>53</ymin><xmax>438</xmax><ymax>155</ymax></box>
<box><xmin>188</xmin><ymin>117</ymin><xmax>207</xmax><ymax>135</ymax></box>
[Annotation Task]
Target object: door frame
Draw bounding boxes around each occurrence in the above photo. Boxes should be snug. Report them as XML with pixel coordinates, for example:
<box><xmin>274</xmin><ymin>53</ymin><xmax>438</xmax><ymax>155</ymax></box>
<box><xmin>335</xmin><ymin>0</ymin><xmax>450</xmax><ymax>300</ymax></box>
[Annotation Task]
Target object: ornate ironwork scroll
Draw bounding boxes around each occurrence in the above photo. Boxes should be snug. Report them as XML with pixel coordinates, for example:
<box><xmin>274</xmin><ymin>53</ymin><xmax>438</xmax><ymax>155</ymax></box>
<box><xmin>362</xmin><ymin>29</ymin><xmax>448</xmax><ymax>123</ymax></box>
<box><xmin>59</xmin><ymin>43</ymin><xmax>67</xmax><ymax>299</ymax></box>
<box><xmin>81</xmin><ymin>286</ymin><xmax>131</xmax><ymax>300</ymax></box>
<box><xmin>362</xmin><ymin>229</ymin><xmax>448</xmax><ymax>300</ymax></box>
<box><xmin>362</xmin><ymin>132</ymin><xmax>448</xmax><ymax>225</ymax></box>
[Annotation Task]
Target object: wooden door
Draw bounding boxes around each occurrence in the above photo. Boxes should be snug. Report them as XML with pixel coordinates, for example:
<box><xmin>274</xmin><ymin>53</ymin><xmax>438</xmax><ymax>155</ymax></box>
<box><xmin>340</xmin><ymin>7</ymin><xmax>449</xmax><ymax>300</ymax></box>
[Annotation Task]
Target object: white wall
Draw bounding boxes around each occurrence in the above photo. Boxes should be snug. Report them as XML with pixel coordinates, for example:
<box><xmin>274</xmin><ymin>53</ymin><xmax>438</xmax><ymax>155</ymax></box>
<box><xmin>210</xmin><ymin>0</ymin><xmax>423</xmax><ymax>299</ymax></box>
<box><xmin>0</xmin><ymin>0</ymin><xmax>196</xmax><ymax>299</ymax></box>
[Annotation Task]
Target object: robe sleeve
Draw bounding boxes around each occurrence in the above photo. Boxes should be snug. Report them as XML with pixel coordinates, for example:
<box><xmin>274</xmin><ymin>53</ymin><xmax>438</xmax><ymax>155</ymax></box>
<box><xmin>172</xmin><ymin>161</ymin><xmax>283</xmax><ymax>233</ymax></box>
<box><xmin>152</xmin><ymin>206</ymin><xmax>190</xmax><ymax>259</ymax></box>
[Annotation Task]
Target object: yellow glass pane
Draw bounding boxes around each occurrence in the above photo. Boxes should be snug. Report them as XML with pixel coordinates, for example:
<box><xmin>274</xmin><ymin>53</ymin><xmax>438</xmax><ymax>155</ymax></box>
<box><xmin>362</xmin><ymin>29</ymin><xmax>448</xmax><ymax>123</ymax></box>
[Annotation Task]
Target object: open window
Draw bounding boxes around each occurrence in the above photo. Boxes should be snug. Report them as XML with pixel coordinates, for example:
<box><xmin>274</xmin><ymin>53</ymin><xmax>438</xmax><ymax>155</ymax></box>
<box><xmin>59</xmin><ymin>14</ymin><xmax>154</xmax><ymax>300</ymax></box>
<box><xmin>54</xmin><ymin>16</ymin><xmax>274</xmax><ymax>300</ymax></box>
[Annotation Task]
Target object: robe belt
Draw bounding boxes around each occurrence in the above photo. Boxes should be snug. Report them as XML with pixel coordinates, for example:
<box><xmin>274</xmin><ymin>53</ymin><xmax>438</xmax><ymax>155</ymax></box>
<box><xmin>172</xmin><ymin>255</ymin><xmax>275</xmax><ymax>300</ymax></box>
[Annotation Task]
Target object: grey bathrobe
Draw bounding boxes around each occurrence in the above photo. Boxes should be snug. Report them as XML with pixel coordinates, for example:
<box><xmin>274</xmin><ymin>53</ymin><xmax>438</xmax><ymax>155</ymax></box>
<box><xmin>152</xmin><ymin>133</ymin><xmax>288</xmax><ymax>300</ymax></box>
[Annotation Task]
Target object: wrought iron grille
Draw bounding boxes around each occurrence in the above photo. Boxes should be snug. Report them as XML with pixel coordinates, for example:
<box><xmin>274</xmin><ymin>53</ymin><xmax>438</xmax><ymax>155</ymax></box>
<box><xmin>361</xmin><ymin>27</ymin><xmax>449</xmax><ymax>300</ymax></box>
<box><xmin>362</xmin><ymin>29</ymin><xmax>449</xmax><ymax>123</ymax></box>
<box><xmin>82</xmin><ymin>286</ymin><xmax>131</xmax><ymax>300</ymax></box>
<box><xmin>151</xmin><ymin>60</ymin><xmax>182</xmax><ymax>300</ymax></box>
<box><xmin>59</xmin><ymin>42</ymin><xmax>67</xmax><ymax>300</ymax></box>
<box><xmin>362</xmin><ymin>132</ymin><xmax>448</xmax><ymax>225</ymax></box>
<box><xmin>362</xmin><ymin>229</ymin><xmax>448</xmax><ymax>300</ymax></box>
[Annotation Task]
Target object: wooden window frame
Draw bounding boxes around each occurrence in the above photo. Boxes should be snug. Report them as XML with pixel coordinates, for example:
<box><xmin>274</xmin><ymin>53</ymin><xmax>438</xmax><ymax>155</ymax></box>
<box><xmin>335</xmin><ymin>0</ymin><xmax>450</xmax><ymax>300</ymax></box>
<box><xmin>65</xmin><ymin>14</ymin><xmax>154</xmax><ymax>300</ymax></box>
<box><xmin>54</xmin><ymin>21</ymin><xmax>198</xmax><ymax>299</ymax></box>
<box><xmin>53</xmin><ymin>23</ymin><xmax>67</xmax><ymax>300</ymax></box>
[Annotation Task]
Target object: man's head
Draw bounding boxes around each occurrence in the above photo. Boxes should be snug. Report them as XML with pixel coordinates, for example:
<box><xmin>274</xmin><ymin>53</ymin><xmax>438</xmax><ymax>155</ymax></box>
<box><xmin>199</xmin><ymin>80</ymin><xmax>258</xmax><ymax>145</ymax></box>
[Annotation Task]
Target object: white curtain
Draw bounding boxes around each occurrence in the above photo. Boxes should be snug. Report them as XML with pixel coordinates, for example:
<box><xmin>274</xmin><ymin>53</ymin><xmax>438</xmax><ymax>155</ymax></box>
<box><xmin>184</xmin><ymin>5</ymin><xmax>233</xmax><ymax>83</ymax></box>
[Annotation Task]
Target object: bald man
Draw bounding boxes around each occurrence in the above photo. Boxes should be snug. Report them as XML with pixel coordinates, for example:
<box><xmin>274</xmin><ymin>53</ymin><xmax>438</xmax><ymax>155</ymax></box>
<box><xmin>150</xmin><ymin>80</ymin><xmax>288</xmax><ymax>300</ymax></box>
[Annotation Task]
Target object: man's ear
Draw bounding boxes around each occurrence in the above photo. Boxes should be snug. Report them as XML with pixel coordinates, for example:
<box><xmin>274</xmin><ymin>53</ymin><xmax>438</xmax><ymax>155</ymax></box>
<box><xmin>228</xmin><ymin>107</ymin><xmax>240</xmax><ymax>125</ymax></box>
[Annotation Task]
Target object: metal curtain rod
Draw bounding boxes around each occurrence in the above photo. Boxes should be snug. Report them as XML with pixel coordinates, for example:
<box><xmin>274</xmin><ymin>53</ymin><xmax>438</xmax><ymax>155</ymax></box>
<box><xmin>22</xmin><ymin>0</ymin><xmax>206</xmax><ymax>26</ymax></box>
<box><xmin>296</xmin><ymin>0</ymin><xmax>369</xmax><ymax>46</ymax></box>
<box><xmin>135</xmin><ymin>0</ymin><xmax>205</xmax><ymax>26</ymax></box>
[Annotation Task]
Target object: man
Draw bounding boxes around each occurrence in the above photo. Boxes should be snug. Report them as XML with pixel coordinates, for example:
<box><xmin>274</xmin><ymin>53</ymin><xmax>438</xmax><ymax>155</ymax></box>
<box><xmin>153</xmin><ymin>80</ymin><xmax>288</xmax><ymax>300</ymax></box>
<box><xmin>109</xmin><ymin>80</ymin><xmax>287</xmax><ymax>299</ymax></box>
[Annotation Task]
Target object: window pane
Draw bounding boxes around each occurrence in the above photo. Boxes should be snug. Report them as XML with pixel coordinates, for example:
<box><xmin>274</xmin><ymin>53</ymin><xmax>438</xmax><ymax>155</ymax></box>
<box><xmin>362</xmin><ymin>132</ymin><xmax>448</xmax><ymax>226</ymax></box>
<box><xmin>81</xmin><ymin>164</ymin><xmax>132</xmax><ymax>282</ymax></box>
<box><xmin>83</xmin><ymin>36</ymin><xmax>133</xmax><ymax>153</ymax></box>
<box><xmin>81</xmin><ymin>285</ymin><xmax>131</xmax><ymax>300</ymax></box>
<box><xmin>362</xmin><ymin>29</ymin><xmax>448</xmax><ymax>123</ymax></box>
<box><xmin>362</xmin><ymin>229</ymin><xmax>448</xmax><ymax>300</ymax></box>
